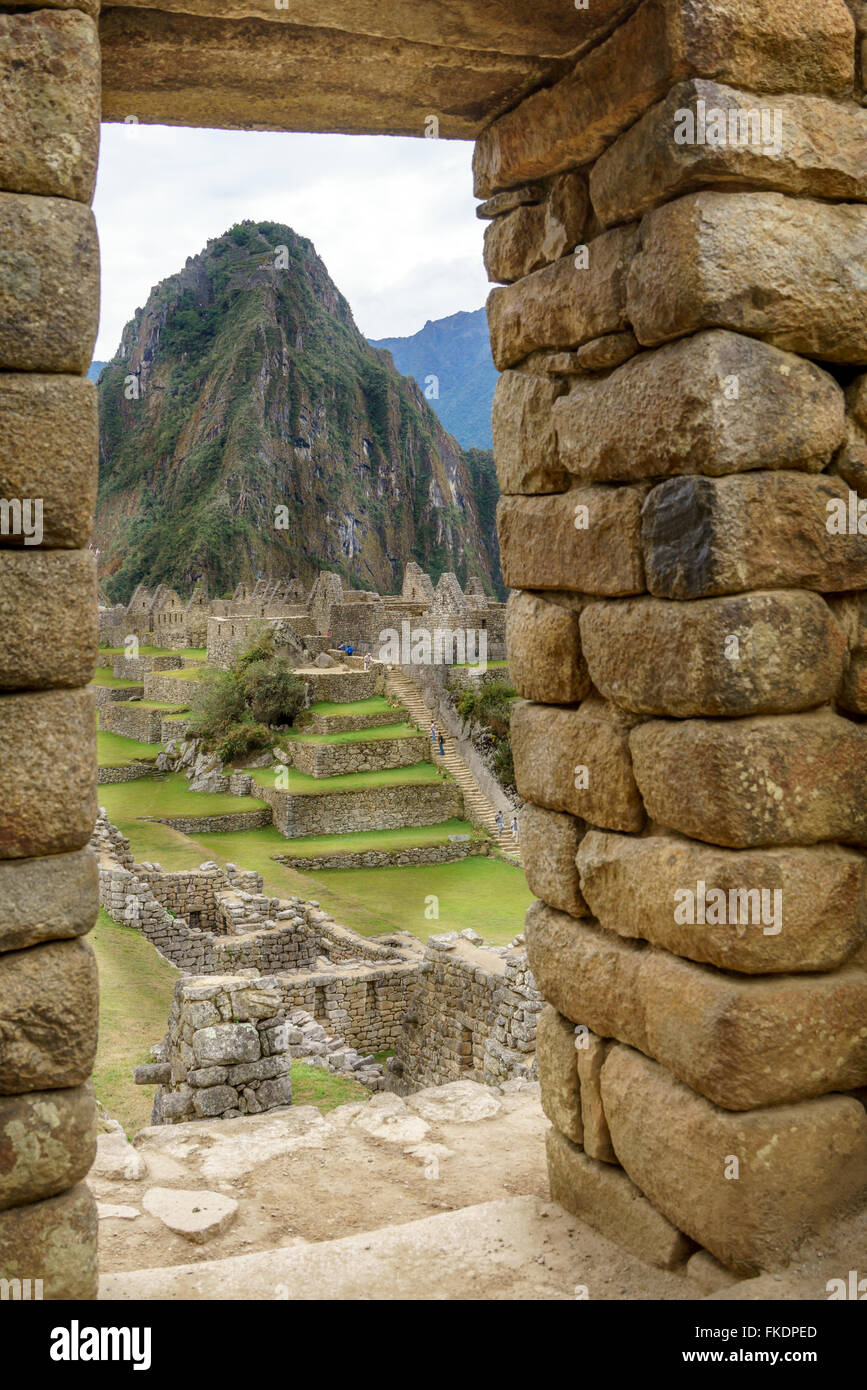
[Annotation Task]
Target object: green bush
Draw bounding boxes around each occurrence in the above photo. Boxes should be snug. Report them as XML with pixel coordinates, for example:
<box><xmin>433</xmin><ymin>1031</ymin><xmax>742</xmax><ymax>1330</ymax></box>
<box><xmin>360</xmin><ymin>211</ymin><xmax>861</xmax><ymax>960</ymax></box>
<box><xmin>217</xmin><ymin>721</ymin><xmax>272</xmax><ymax>763</ymax></box>
<box><xmin>186</xmin><ymin>668</ymin><xmax>247</xmax><ymax>741</ymax></box>
<box><xmin>242</xmin><ymin>657</ymin><xmax>307</xmax><ymax>726</ymax></box>
<box><xmin>236</xmin><ymin>628</ymin><xmax>276</xmax><ymax>669</ymax></box>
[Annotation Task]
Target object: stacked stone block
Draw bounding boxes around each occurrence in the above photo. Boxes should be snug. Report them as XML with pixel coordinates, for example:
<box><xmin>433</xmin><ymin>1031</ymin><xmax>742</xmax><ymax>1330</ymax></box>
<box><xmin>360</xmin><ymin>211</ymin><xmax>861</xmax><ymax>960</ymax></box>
<box><xmin>0</xmin><ymin>0</ymin><xmax>101</xmax><ymax>1298</ymax></box>
<box><xmin>387</xmin><ymin>932</ymin><xmax>541</xmax><ymax>1092</ymax></box>
<box><xmin>485</xmin><ymin>0</ymin><xmax>867</xmax><ymax>1274</ymax></box>
<box><xmin>145</xmin><ymin>975</ymin><xmax>294</xmax><ymax>1124</ymax></box>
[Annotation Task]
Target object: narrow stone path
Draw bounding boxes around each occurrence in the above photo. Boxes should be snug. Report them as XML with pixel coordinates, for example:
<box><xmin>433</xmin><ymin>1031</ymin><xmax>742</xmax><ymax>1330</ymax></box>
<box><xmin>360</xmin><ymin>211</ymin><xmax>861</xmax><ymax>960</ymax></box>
<box><xmin>385</xmin><ymin>668</ymin><xmax>522</xmax><ymax>864</ymax></box>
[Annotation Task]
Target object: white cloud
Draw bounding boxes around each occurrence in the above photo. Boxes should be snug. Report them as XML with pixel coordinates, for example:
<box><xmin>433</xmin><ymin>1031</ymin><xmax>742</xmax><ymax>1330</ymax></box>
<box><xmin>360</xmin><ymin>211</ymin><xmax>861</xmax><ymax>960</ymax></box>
<box><xmin>92</xmin><ymin>125</ymin><xmax>490</xmax><ymax>360</ymax></box>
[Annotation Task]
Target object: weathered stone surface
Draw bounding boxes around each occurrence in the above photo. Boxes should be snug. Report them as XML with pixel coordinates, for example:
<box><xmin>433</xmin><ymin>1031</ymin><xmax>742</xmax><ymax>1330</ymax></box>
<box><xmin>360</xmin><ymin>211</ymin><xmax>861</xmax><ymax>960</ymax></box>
<box><xmin>576</xmin><ymin>1030</ymin><xmax>616</xmax><ymax>1163</ymax></box>
<box><xmin>520</xmin><ymin>802</ymin><xmax>588</xmax><ymax>918</ymax></box>
<box><xmin>630</xmin><ymin>710</ymin><xmax>867</xmax><ymax>848</ymax></box>
<box><xmin>553</xmin><ymin>331</ymin><xmax>845</xmax><ymax>483</ymax></box>
<box><xmin>628</xmin><ymin>193</ymin><xmax>867</xmax><ymax>363</ymax></box>
<box><xmin>591</xmin><ymin>81</ymin><xmax>867</xmax><ymax>226</ymax></box>
<box><xmin>0</xmin><ymin>1182</ymin><xmax>97</xmax><ymax>1299</ymax></box>
<box><xmin>192</xmin><ymin>1085</ymin><xmax>239</xmax><ymax>1118</ymax></box>
<box><xmin>601</xmin><ymin>1046</ymin><xmax>867</xmax><ymax>1274</ymax></box>
<box><xmin>0</xmin><ymin>10</ymin><xmax>100</xmax><ymax>202</ymax></box>
<box><xmin>142</xmin><ymin>1186</ymin><xmax>238</xmax><ymax>1243</ymax></box>
<box><xmin>536</xmin><ymin>1006</ymin><xmax>582</xmax><ymax>1143</ymax></box>
<box><xmin>487</xmin><ymin>224</ymin><xmax>639</xmax><ymax>370</ymax></box>
<box><xmin>0</xmin><ymin>938</ymin><xmax>98</xmax><ymax>1094</ymax></box>
<box><xmin>484</xmin><ymin>172</ymin><xmax>589</xmax><ymax>283</ymax></box>
<box><xmin>476</xmin><ymin>185</ymin><xmax>545</xmax><ymax>219</ymax></box>
<box><xmin>497</xmin><ymin>488</ymin><xmax>647</xmax><ymax>596</ymax></box>
<box><xmin>91</xmin><ymin>1129</ymin><xmax>148</xmax><ymax>1182</ymax></box>
<box><xmin>834</xmin><ymin>592</ymin><xmax>867</xmax><ymax>712</ymax></box>
<box><xmin>0</xmin><ymin>1083</ymin><xmax>95</xmax><ymax>1211</ymax></box>
<box><xmin>473</xmin><ymin>0</ymin><xmax>856</xmax><ymax>195</ymax></box>
<box><xmin>192</xmin><ymin>1023</ymin><xmax>260</xmax><ymax>1066</ymax></box>
<box><xmin>492</xmin><ymin>372</ymin><xmax>568</xmax><ymax>494</ymax></box>
<box><xmin>641</xmin><ymin>472</ymin><xmax>867</xmax><ymax>599</ymax></box>
<box><xmin>354</xmin><ymin>1092</ymin><xmax>429</xmax><ymax>1143</ymax></box>
<box><xmin>525</xmin><ymin>902</ymin><xmax>867</xmax><ymax>1108</ymax></box>
<box><xmin>3</xmin><ymin>0</ymin><xmax>99</xmax><ymax>14</ymax></box>
<box><xmin>575</xmin><ymin>330</ymin><xmax>639</xmax><ymax>371</ymax></box>
<box><xmin>506</xmin><ymin>591</ymin><xmax>589</xmax><ymax>703</ymax></box>
<box><xmin>98</xmin><ymin>6</ymin><xmax>582</xmax><ymax>140</ymax></box>
<box><xmin>545</xmin><ymin>1126</ymin><xmax>691</xmax><ymax>1271</ymax></box>
<box><xmin>579</xmin><ymin>592</ymin><xmax>846</xmax><ymax>717</ymax></box>
<box><xmin>0</xmin><ymin>689</ymin><xmax>97</xmax><ymax>858</ymax></box>
<box><xmin>835</xmin><ymin>417</ymin><xmax>867</xmax><ymax>497</ymax></box>
<box><xmin>0</xmin><ymin>550</ymin><xmax>97</xmax><ymax>690</ymax></box>
<box><xmin>407</xmin><ymin>1080</ymin><xmax>501</xmax><ymax>1124</ymax></box>
<box><xmin>576</xmin><ymin>831</ymin><xmax>866</xmax><ymax>973</ymax></box>
<box><xmin>0</xmin><ymin>848</ymin><xmax>97</xmax><ymax>953</ymax></box>
<box><xmin>0</xmin><ymin>375</ymin><xmax>98</xmax><ymax>549</ymax></box>
<box><xmin>0</xmin><ymin>194</ymin><xmax>99</xmax><ymax>373</ymax></box>
<box><xmin>512</xmin><ymin>698</ymin><xmax>646</xmax><ymax>833</ymax></box>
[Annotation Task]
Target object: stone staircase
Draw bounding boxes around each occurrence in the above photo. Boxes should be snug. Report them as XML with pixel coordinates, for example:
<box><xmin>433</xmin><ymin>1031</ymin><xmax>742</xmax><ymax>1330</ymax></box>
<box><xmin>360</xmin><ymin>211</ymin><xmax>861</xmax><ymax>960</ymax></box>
<box><xmin>385</xmin><ymin>669</ymin><xmax>522</xmax><ymax>864</ymax></box>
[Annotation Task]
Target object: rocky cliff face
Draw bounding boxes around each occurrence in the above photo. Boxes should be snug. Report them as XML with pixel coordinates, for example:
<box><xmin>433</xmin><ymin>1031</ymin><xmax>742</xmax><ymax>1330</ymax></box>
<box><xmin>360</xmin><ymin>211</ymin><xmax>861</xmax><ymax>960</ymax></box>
<box><xmin>96</xmin><ymin>220</ymin><xmax>502</xmax><ymax>603</ymax></box>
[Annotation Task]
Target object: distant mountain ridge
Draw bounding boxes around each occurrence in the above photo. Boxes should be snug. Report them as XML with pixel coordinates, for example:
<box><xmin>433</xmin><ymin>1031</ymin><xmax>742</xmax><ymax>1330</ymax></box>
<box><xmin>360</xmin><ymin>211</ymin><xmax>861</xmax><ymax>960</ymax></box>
<box><xmin>94</xmin><ymin>221</ymin><xmax>503</xmax><ymax>604</ymax></box>
<box><xmin>369</xmin><ymin>308</ymin><xmax>497</xmax><ymax>450</ymax></box>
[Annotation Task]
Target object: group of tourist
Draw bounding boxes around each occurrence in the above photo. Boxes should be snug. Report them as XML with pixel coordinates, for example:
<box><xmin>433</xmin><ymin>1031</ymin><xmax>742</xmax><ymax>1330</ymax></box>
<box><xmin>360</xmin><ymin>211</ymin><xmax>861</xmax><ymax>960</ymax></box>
<box><xmin>429</xmin><ymin>719</ymin><xmax>446</xmax><ymax>758</ymax></box>
<box><xmin>495</xmin><ymin>809</ymin><xmax>520</xmax><ymax>843</ymax></box>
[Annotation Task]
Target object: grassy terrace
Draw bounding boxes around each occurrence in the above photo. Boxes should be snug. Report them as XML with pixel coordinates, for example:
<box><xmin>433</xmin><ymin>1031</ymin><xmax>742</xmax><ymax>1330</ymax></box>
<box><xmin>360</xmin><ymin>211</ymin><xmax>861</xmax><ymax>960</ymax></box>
<box><xmin>119</xmin><ymin>699</ymin><xmax>191</xmax><ymax>712</ymax></box>
<box><xmin>269</xmin><ymin>818</ymin><xmax>477</xmax><ymax>858</ymax></box>
<box><xmin>280</xmin><ymin>721</ymin><xmax>421</xmax><ymax>746</ymax></box>
<box><xmin>452</xmin><ymin>659</ymin><xmax>509</xmax><ymax>669</ymax></box>
<box><xmin>98</xmin><ymin>772</ymin><xmax>266</xmax><ymax>823</ymax></box>
<box><xmin>244</xmin><ymin>761</ymin><xmax>447</xmax><ymax>795</ymax></box>
<box><xmin>98</xmin><ymin>730</ymin><xmax>163</xmax><ymax>767</ymax></box>
<box><xmin>152</xmin><ymin>666</ymin><xmax>204</xmax><ymax>680</ymax></box>
<box><xmin>307</xmin><ymin>696</ymin><xmax>403</xmax><ymax>718</ymax></box>
<box><xmin>91</xmin><ymin>666</ymin><xmax>144</xmax><ymax>689</ymax></box>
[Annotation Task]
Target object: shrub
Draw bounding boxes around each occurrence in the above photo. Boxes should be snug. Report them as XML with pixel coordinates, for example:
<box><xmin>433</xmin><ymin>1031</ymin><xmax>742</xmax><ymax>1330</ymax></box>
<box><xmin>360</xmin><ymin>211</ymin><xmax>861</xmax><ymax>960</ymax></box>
<box><xmin>242</xmin><ymin>657</ymin><xmax>307</xmax><ymax>727</ymax></box>
<box><xmin>186</xmin><ymin>668</ymin><xmax>247</xmax><ymax>741</ymax></box>
<box><xmin>235</xmin><ymin>628</ymin><xmax>276</xmax><ymax>669</ymax></box>
<box><xmin>217</xmin><ymin>721</ymin><xmax>272</xmax><ymax>763</ymax></box>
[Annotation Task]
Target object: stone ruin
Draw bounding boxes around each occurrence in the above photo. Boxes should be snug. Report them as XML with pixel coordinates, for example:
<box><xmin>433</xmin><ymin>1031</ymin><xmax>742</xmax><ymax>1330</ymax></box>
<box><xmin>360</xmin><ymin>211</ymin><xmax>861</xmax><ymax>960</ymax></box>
<box><xmin>97</xmin><ymin>561</ymin><xmax>508</xmax><ymax>671</ymax></box>
<box><xmin>91</xmin><ymin>813</ymin><xmax>538</xmax><ymax>1118</ymax></box>
<box><xmin>4</xmin><ymin>0</ymin><xmax>867</xmax><ymax>1299</ymax></box>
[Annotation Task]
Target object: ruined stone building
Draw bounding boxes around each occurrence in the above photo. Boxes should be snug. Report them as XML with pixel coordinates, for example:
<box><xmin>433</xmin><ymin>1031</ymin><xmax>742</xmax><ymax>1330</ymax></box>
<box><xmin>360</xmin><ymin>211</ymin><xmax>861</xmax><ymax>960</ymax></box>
<box><xmin>1</xmin><ymin>0</ymin><xmax>866</xmax><ymax>1297</ymax></box>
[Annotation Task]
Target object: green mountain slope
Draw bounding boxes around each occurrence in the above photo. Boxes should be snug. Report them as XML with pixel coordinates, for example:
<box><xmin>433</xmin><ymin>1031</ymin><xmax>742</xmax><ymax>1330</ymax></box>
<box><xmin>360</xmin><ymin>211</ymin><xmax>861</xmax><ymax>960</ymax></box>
<box><xmin>369</xmin><ymin>308</ymin><xmax>498</xmax><ymax>449</ymax></box>
<box><xmin>96</xmin><ymin>221</ymin><xmax>502</xmax><ymax>603</ymax></box>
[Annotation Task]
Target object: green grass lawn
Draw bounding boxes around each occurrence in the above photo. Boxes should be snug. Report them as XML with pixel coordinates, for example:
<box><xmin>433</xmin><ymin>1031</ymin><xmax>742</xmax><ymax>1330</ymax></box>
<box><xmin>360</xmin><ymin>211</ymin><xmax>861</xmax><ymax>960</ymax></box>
<box><xmin>98</xmin><ymin>772</ymin><xmax>267</xmax><ymax>826</ymax></box>
<box><xmin>91</xmin><ymin>909</ymin><xmax>366</xmax><ymax>1134</ymax></box>
<box><xmin>307</xmin><ymin>696</ymin><xmax>403</xmax><ymax>718</ymax></box>
<box><xmin>102</xmin><ymin>810</ymin><xmax>528</xmax><ymax>945</ymax></box>
<box><xmin>269</xmin><ymin>818</ymin><xmax>478</xmax><ymax>859</ymax></box>
<box><xmin>153</xmin><ymin>666</ymin><xmax>204</xmax><ymax>681</ymax></box>
<box><xmin>91</xmin><ymin>909</ymin><xmax>181</xmax><ymax>1136</ymax></box>
<box><xmin>452</xmin><ymin>659</ymin><xmax>510</xmax><ymax>669</ymax></box>
<box><xmin>281</xmin><ymin>721</ymin><xmax>422</xmax><ymax>746</ymax></box>
<box><xmin>98</xmin><ymin>730</ymin><xmax>163</xmax><ymax>767</ymax></box>
<box><xmin>91</xmin><ymin>666</ymin><xmax>144</xmax><ymax>689</ymax></box>
<box><xmin>293</xmin><ymin>855</ymin><xmax>532</xmax><ymax>945</ymax></box>
<box><xmin>121</xmin><ymin>699</ymin><xmax>191</xmax><ymax>712</ymax></box>
<box><xmin>244</xmin><ymin>761</ymin><xmax>447</xmax><ymax>796</ymax></box>
<box><xmin>99</xmin><ymin>644</ymin><xmax>190</xmax><ymax>658</ymax></box>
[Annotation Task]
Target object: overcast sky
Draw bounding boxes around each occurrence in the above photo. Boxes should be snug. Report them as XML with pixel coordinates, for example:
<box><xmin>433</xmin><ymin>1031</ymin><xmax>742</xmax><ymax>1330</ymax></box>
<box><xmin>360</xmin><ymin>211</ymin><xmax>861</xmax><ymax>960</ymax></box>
<box><xmin>92</xmin><ymin>123</ymin><xmax>490</xmax><ymax>361</ymax></box>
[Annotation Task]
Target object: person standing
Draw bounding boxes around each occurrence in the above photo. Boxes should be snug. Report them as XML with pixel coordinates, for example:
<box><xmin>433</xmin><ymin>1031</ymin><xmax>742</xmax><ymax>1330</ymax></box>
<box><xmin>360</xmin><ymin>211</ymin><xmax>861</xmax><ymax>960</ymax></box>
<box><xmin>430</xmin><ymin>720</ymin><xmax>437</xmax><ymax>745</ymax></box>
<box><xmin>510</xmin><ymin>814</ymin><xmax>519</xmax><ymax>843</ymax></box>
<box><xmin>495</xmin><ymin>810</ymin><xmax>504</xmax><ymax>838</ymax></box>
<box><xmin>438</xmin><ymin>732</ymin><xmax>445</xmax><ymax>757</ymax></box>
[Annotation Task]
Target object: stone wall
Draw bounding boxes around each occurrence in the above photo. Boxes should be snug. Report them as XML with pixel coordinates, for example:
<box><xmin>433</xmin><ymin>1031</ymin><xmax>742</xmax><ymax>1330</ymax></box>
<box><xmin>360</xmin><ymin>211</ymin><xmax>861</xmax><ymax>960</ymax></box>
<box><xmin>0</xmin><ymin>1</ymin><xmax>102</xmax><ymax>1299</ymax></box>
<box><xmin>484</xmin><ymin>0</ymin><xmax>867</xmax><ymax>1274</ymax></box>
<box><xmin>97</xmin><ymin>762</ymin><xmax>155</xmax><ymax>784</ymax></box>
<box><xmin>91</xmin><ymin>682</ymin><xmax>144</xmax><ymax>710</ymax></box>
<box><xmin>153</xmin><ymin>808</ymin><xmax>273</xmax><ymax>834</ymax></box>
<box><xmin>288</xmin><ymin>733</ymin><xmax>429</xmax><ymax>778</ymax></box>
<box><xmin>274</xmin><ymin>961</ymin><xmax>418</xmax><ymax>1054</ymax></box>
<box><xmin>261</xmin><ymin>779</ymin><xmax>464</xmax><ymax>837</ymax></box>
<box><xmin>142</xmin><ymin>670</ymin><xmax>200</xmax><ymax>703</ymax></box>
<box><xmin>387</xmin><ymin>932</ymin><xmax>540</xmax><ymax>1092</ymax></box>
<box><xmin>99</xmin><ymin>701</ymin><xmax>174</xmax><ymax>742</ymax></box>
<box><xmin>274</xmin><ymin>839</ymin><xmax>487</xmax><ymax>872</ymax></box>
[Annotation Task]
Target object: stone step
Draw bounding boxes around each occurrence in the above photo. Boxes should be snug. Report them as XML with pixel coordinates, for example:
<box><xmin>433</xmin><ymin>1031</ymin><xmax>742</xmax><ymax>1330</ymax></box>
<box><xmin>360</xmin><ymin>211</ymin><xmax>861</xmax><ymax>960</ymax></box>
<box><xmin>97</xmin><ymin>1195</ymin><xmax>690</xmax><ymax>1301</ymax></box>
